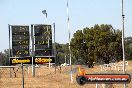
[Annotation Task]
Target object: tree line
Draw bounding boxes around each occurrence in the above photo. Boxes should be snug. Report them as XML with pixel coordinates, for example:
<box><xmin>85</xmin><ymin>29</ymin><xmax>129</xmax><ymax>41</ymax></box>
<box><xmin>0</xmin><ymin>24</ymin><xmax>132</xmax><ymax>66</ymax></box>
<box><xmin>56</xmin><ymin>24</ymin><xmax>132</xmax><ymax>65</ymax></box>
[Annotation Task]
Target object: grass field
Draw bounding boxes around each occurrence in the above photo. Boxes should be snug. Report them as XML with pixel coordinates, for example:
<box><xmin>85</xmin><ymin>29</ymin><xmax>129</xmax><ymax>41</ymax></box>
<box><xmin>0</xmin><ymin>61</ymin><xmax>132</xmax><ymax>88</ymax></box>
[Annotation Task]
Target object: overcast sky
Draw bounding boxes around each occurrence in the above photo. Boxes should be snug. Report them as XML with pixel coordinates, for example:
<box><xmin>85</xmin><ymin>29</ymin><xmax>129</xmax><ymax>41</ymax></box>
<box><xmin>0</xmin><ymin>0</ymin><xmax>132</xmax><ymax>52</ymax></box>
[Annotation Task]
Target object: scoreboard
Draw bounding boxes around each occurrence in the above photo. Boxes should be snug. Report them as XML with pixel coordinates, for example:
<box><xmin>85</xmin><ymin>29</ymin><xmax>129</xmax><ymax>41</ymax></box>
<box><xmin>9</xmin><ymin>24</ymin><xmax>55</xmax><ymax>65</ymax></box>
<box><xmin>33</xmin><ymin>25</ymin><xmax>52</xmax><ymax>56</ymax></box>
<box><xmin>11</xmin><ymin>26</ymin><xmax>30</xmax><ymax>57</ymax></box>
<box><xmin>10</xmin><ymin>25</ymin><xmax>31</xmax><ymax>65</ymax></box>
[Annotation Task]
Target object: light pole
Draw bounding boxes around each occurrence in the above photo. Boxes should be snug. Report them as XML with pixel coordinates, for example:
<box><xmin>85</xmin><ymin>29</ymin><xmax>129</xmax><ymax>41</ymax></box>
<box><xmin>67</xmin><ymin>0</ymin><xmax>73</xmax><ymax>83</ymax></box>
<box><xmin>42</xmin><ymin>10</ymin><xmax>50</xmax><ymax>69</ymax></box>
<box><xmin>42</xmin><ymin>10</ymin><xmax>47</xmax><ymax>22</ymax></box>
<box><xmin>8</xmin><ymin>24</ymin><xmax>12</xmax><ymax>78</ymax></box>
<box><xmin>53</xmin><ymin>23</ymin><xmax>57</xmax><ymax>74</ymax></box>
<box><xmin>121</xmin><ymin>0</ymin><xmax>126</xmax><ymax>88</ymax></box>
<box><xmin>121</xmin><ymin>0</ymin><xmax>125</xmax><ymax>74</ymax></box>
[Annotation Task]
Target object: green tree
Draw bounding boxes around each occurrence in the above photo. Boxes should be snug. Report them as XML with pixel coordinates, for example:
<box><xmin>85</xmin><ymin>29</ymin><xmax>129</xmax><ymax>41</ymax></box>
<box><xmin>125</xmin><ymin>37</ymin><xmax>132</xmax><ymax>60</ymax></box>
<box><xmin>71</xmin><ymin>24</ymin><xmax>123</xmax><ymax>66</ymax></box>
<box><xmin>0</xmin><ymin>49</ymin><xmax>10</xmax><ymax>66</ymax></box>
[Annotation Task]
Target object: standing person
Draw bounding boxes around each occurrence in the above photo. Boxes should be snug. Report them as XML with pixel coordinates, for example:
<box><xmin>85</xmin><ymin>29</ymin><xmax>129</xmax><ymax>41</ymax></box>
<box><xmin>78</xmin><ymin>65</ymin><xmax>86</xmax><ymax>76</ymax></box>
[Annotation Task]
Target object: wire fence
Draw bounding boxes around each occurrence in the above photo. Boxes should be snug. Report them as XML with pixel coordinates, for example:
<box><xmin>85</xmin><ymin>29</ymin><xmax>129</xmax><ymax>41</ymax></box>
<box><xmin>0</xmin><ymin>63</ymin><xmax>132</xmax><ymax>88</ymax></box>
<box><xmin>0</xmin><ymin>66</ymin><xmax>22</xmax><ymax>88</ymax></box>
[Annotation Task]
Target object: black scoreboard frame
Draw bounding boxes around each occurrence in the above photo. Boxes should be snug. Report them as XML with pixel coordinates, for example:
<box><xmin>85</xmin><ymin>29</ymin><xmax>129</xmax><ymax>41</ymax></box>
<box><xmin>9</xmin><ymin>24</ymin><xmax>31</xmax><ymax>65</ymax></box>
<box><xmin>32</xmin><ymin>24</ymin><xmax>52</xmax><ymax>56</ymax></box>
<box><xmin>31</xmin><ymin>24</ymin><xmax>55</xmax><ymax>64</ymax></box>
<box><xmin>9</xmin><ymin>24</ymin><xmax>55</xmax><ymax>65</ymax></box>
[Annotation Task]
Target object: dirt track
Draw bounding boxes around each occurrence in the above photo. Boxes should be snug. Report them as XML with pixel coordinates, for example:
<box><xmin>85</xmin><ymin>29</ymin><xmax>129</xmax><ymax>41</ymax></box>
<box><xmin>0</xmin><ymin>61</ymin><xmax>132</xmax><ymax>88</ymax></box>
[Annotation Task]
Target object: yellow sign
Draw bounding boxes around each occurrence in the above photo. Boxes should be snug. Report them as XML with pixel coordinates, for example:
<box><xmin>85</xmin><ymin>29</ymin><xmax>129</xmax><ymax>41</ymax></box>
<box><xmin>35</xmin><ymin>58</ymin><xmax>52</xmax><ymax>63</ymax></box>
<box><xmin>12</xmin><ymin>59</ymin><xmax>30</xmax><ymax>64</ymax></box>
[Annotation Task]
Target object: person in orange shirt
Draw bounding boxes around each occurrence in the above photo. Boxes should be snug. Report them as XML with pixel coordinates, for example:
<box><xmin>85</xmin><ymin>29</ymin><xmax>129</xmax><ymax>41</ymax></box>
<box><xmin>78</xmin><ymin>65</ymin><xmax>86</xmax><ymax>76</ymax></box>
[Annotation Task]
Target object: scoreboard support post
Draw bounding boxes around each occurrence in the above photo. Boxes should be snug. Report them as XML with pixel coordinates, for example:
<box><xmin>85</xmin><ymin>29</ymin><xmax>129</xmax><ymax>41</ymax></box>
<box><xmin>32</xmin><ymin>57</ymin><xmax>35</xmax><ymax>77</ymax></box>
<box><xmin>31</xmin><ymin>24</ymin><xmax>35</xmax><ymax>77</ymax></box>
<box><xmin>48</xmin><ymin>56</ymin><xmax>50</xmax><ymax>69</ymax></box>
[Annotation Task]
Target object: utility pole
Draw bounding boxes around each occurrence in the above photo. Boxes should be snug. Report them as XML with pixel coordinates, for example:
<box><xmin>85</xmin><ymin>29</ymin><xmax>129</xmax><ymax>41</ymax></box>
<box><xmin>121</xmin><ymin>0</ymin><xmax>126</xmax><ymax>88</ymax></box>
<box><xmin>8</xmin><ymin>24</ymin><xmax>12</xmax><ymax>78</ymax></box>
<box><xmin>53</xmin><ymin>23</ymin><xmax>57</xmax><ymax>74</ymax></box>
<box><xmin>122</xmin><ymin>0</ymin><xmax>125</xmax><ymax>74</ymax></box>
<box><xmin>67</xmin><ymin>0</ymin><xmax>73</xmax><ymax>83</ymax></box>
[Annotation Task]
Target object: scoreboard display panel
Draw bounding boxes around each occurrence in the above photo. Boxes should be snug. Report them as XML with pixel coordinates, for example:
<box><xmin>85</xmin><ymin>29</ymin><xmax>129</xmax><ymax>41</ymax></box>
<box><xmin>34</xmin><ymin>25</ymin><xmax>52</xmax><ymax>56</ymax></box>
<box><xmin>9</xmin><ymin>24</ymin><xmax>55</xmax><ymax>65</ymax></box>
<box><xmin>11</xmin><ymin>26</ymin><xmax>30</xmax><ymax>57</ymax></box>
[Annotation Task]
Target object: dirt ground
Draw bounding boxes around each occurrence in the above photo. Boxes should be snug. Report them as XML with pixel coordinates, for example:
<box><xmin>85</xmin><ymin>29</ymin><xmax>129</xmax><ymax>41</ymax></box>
<box><xmin>0</xmin><ymin>61</ymin><xmax>132</xmax><ymax>88</ymax></box>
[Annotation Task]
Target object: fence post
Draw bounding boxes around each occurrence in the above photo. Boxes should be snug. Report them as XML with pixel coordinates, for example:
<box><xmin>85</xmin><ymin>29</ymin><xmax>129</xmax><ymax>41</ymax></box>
<box><xmin>21</xmin><ymin>63</ymin><xmax>24</xmax><ymax>88</ymax></box>
<box><xmin>96</xmin><ymin>83</ymin><xmax>98</xmax><ymax>88</ymax></box>
<box><xmin>10</xmin><ymin>68</ymin><xmax>12</xmax><ymax>78</ymax></box>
